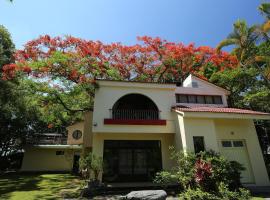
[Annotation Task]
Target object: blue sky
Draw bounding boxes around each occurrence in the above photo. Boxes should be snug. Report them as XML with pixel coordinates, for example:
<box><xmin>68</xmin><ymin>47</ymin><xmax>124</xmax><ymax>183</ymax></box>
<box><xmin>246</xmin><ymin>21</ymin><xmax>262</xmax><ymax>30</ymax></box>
<box><xmin>0</xmin><ymin>0</ymin><xmax>266</xmax><ymax>50</ymax></box>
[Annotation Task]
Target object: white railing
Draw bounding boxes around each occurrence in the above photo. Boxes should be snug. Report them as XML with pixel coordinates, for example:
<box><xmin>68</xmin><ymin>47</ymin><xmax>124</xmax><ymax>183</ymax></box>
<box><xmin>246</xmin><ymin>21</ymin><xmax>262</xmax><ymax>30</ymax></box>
<box><xmin>110</xmin><ymin>109</ymin><xmax>160</xmax><ymax>120</ymax></box>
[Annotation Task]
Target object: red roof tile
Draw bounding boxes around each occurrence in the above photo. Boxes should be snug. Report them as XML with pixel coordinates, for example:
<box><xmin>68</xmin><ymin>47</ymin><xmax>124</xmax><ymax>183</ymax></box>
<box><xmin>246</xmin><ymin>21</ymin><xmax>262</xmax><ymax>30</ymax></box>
<box><xmin>172</xmin><ymin>106</ymin><xmax>270</xmax><ymax>115</ymax></box>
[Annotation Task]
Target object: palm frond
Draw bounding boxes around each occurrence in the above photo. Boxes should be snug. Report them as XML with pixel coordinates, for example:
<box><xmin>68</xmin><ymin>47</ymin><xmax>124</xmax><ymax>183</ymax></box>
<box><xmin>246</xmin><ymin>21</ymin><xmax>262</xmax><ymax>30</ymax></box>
<box><xmin>259</xmin><ymin>3</ymin><xmax>270</xmax><ymax>20</ymax></box>
<box><xmin>263</xmin><ymin>20</ymin><xmax>270</xmax><ymax>32</ymax></box>
<box><xmin>216</xmin><ymin>38</ymin><xmax>239</xmax><ymax>51</ymax></box>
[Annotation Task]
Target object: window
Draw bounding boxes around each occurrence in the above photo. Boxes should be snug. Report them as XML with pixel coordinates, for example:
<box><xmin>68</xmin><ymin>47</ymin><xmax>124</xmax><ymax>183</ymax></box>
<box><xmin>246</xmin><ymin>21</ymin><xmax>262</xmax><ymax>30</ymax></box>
<box><xmin>176</xmin><ymin>94</ymin><xmax>223</xmax><ymax>104</ymax></box>
<box><xmin>205</xmin><ymin>96</ymin><xmax>214</xmax><ymax>104</ymax></box>
<box><xmin>196</xmin><ymin>95</ymin><xmax>205</xmax><ymax>104</ymax></box>
<box><xmin>213</xmin><ymin>96</ymin><xmax>223</xmax><ymax>104</ymax></box>
<box><xmin>192</xmin><ymin>82</ymin><xmax>199</xmax><ymax>88</ymax></box>
<box><xmin>188</xmin><ymin>95</ymin><xmax>196</xmax><ymax>103</ymax></box>
<box><xmin>72</xmin><ymin>130</ymin><xmax>82</xmax><ymax>140</ymax></box>
<box><xmin>178</xmin><ymin>95</ymin><xmax>188</xmax><ymax>103</ymax></box>
<box><xmin>56</xmin><ymin>151</ymin><xmax>64</xmax><ymax>155</ymax></box>
<box><xmin>193</xmin><ymin>136</ymin><xmax>205</xmax><ymax>154</ymax></box>
<box><xmin>222</xmin><ymin>141</ymin><xmax>232</xmax><ymax>147</ymax></box>
<box><xmin>233</xmin><ymin>141</ymin><xmax>244</xmax><ymax>147</ymax></box>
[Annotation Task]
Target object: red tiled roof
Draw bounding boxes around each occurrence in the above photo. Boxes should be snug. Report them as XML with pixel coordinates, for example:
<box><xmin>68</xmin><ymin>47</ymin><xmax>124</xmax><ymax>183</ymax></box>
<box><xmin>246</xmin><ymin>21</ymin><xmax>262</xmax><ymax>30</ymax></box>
<box><xmin>172</xmin><ymin>106</ymin><xmax>270</xmax><ymax>115</ymax></box>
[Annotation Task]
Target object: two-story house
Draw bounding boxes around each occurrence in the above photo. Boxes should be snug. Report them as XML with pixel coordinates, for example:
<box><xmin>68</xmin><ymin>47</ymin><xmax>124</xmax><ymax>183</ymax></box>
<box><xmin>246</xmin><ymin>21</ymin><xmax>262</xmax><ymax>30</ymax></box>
<box><xmin>21</xmin><ymin>74</ymin><xmax>270</xmax><ymax>186</ymax></box>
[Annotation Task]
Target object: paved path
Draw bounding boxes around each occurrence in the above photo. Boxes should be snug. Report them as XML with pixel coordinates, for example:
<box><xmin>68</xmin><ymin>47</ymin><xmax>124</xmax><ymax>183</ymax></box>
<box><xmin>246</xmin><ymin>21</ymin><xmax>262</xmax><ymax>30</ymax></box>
<box><xmin>92</xmin><ymin>195</ymin><xmax>178</xmax><ymax>199</ymax></box>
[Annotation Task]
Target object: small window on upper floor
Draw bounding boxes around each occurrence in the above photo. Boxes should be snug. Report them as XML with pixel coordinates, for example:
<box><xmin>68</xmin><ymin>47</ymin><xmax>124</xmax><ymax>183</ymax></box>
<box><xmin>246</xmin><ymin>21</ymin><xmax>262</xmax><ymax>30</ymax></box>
<box><xmin>176</xmin><ymin>94</ymin><xmax>223</xmax><ymax>105</ymax></box>
<box><xmin>192</xmin><ymin>81</ymin><xmax>199</xmax><ymax>88</ymax></box>
<box><xmin>72</xmin><ymin>130</ymin><xmax>82</xmax><ymax>140</ymax></box>
<box><xmin>213</xmin><ymin>96</ymin><xmax>223</xmax><ymax>104</ymax></box>
<box><xmin>205</xmin><ymin>96</ymin><xmax>214</xmax><ymax>104</ymax></box>
<box><xmin>196</xmin><ymin>95</ymin><xmax>205</xmax><ymax>104</ymax></box>
<box><xmin>177</xmin><ymin>94</ymin><xmax>188</xmax><ymax>103</ymax></box>
<box><xmin>188</xmin><ymin>95</ymin><xmax>196</xmax><ymax>103</ymax></box>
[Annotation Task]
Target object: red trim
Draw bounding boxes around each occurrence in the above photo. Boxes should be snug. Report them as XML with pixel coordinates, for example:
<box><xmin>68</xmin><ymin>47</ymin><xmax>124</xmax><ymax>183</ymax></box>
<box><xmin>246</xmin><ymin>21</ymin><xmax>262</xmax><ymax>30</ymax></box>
<box><xmin>104</xmin><ymin>119</ymin><xmax>166</xmax><ymax>125</ymax></box>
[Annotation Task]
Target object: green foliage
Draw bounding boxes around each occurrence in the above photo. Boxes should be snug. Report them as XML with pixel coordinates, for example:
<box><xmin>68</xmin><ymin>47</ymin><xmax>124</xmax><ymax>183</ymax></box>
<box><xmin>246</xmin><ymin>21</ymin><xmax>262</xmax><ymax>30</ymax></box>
<box><xmin>179</xmin><ymin>187</ymin><xmax>219</xmax><ymax>200</ymax></box>
<box><xmin>216</xmin><ymin>20</ymin><xmax>260</xmax><ymax>65</ymax></box>
<box><xmin>179</xmin><ymin>183</ymin><xmax>251</xmax><ymax>200</ymax></box>
<box><xmin>0</xmin><ymin>25</ymin><xmax>14</xmax><ymax>68</ymax></box>
<box><xmin>0</xmin><ymin>25</ymin><xmax>49</xmax><ymax>161</ymax></box>
<box><xmin>79</xmin><ymin>152</ymin><xmax>103</xmax><ymax>181</ymax></box>
<box><xmin>154</xmin><ymin>148</ymin><xmax>250</xmax><ymax>200</ymax></box>
<box><xmin>155</xmin><ymin>148</ymin><xmax>243</xmax><ymax>191</ymax></box>
<box><xmin>218</xmin><ymin>182</ymin><xmax>251</xmax><ymax>200</ymax></box>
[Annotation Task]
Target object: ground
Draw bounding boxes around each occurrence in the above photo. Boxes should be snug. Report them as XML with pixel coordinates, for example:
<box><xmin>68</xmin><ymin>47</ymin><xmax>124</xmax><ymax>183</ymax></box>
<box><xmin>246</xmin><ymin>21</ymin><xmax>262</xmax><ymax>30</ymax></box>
<box><xmin>0</xmin><ymin>173</ymin><xmax>83</xmax><ymax>200</ymax></box>
<box><xmin>0</xmin><ymin>173</ymin><xmax>266</xmax><ymax>200</ymax></box>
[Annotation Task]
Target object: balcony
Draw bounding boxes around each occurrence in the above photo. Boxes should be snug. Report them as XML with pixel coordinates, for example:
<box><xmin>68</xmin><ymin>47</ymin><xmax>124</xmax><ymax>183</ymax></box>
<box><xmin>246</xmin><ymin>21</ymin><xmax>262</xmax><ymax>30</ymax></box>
<box><xmin>104</xmin><ymin>108</ymin><xmax>166</xmax><ymax>125</ymax></box>
<box><xmin>26</xmin><ymin>133</ymin><xmax>67</xmax><ymax>145</ymax></box>
<box><xmin>104</xmin><ymin>93</ymin><xmax>166</xmax><ymax>125</ymax></box>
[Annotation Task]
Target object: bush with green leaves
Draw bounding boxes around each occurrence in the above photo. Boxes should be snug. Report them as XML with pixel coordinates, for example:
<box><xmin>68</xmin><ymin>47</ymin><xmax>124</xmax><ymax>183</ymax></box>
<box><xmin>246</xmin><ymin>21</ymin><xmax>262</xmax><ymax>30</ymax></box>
<box><xmin>179</xmin><ymin>183</ymin><xmax>251</xmax><ymax>200</ymax></box>
<box><xmin>154</xmin><ymin>148</ymin><xmax>251</xmax><ymax>200</ymax></box>
<box><xmin>79</xmin><ymin>152</ymin><xmax>103</xmax><ymax>181</ymax></box>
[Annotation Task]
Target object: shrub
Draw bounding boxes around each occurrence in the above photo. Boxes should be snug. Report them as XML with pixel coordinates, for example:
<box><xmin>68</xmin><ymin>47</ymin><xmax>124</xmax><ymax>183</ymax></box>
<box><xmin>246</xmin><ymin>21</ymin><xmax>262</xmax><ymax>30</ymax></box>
<box><xmin>79</xmin><ymin>152</ymin><xmax>103</xmax><ymax>181</ymax></box>
<box><xmin>179</xmin><ymin>187</ymin><xmax>219</xmax><ymax>200</ymax></box>
<box><xmin>154</xmin><ymin>148</ymin><xmax>251</xmax><ymax>200</ymax></box>
<box><xmin>179</xmin><ymin>183</ymin><xmax>251</xmax><ymax>200</ymax></box>
<box><xmin>154</xmin><ymin>150</ymin><xmax>197</xmax><ymax>189</ymax></box>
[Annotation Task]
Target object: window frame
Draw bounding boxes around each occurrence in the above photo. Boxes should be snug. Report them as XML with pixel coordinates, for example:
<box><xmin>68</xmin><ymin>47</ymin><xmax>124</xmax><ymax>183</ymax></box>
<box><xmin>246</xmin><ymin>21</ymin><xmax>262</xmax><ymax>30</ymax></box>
<box><xmin>175</xmin><ymin>94</ymin><xmax>223</xmax><ymax>105</ymax></box>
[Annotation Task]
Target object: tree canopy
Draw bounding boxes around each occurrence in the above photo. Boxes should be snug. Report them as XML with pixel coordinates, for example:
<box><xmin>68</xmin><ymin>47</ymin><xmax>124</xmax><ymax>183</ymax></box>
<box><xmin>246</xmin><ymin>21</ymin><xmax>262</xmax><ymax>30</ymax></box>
<box><xmin>1</xmin><ymin>35</ymin><xmax>238</xmax><ymax>116</ymax></box>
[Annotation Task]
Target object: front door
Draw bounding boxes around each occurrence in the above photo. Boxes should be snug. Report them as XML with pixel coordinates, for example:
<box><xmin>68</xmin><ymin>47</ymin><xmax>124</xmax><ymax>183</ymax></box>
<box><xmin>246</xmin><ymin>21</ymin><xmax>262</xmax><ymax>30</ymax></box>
<box><xmin>72</xmin><ymin>154</ymin><xmax>80</xmax><ymax>174</ymax></box>
<box><xmin>103</xmin><ymin>140</ymin><xmax>162</xmax><ymax>182</ymax></box>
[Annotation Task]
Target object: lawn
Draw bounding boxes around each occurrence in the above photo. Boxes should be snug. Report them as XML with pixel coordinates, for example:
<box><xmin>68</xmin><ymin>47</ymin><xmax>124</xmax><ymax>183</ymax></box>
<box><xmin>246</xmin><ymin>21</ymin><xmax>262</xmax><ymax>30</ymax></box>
<box><xmin>0</xmin><ymin>173</ymin><xmax>266</xmax><ymax>200</ymax></box>
<box><xmin>0</xmin><ymin>173</ymin><xmax>83</xmax><ymax>200</ymax></box>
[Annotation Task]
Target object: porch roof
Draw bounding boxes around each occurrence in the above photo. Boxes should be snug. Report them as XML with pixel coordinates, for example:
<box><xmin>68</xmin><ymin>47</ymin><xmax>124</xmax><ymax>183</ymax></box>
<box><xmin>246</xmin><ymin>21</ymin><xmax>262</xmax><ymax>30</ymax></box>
<box><xmin>29</xmin><ymin>144</ymin><xmax>82</xmax><ymax>149</ymax></box>
<box><xmin>172</xmin><ymin>106</ymin><xmax>270</xmax><ymax>120</ymax></box>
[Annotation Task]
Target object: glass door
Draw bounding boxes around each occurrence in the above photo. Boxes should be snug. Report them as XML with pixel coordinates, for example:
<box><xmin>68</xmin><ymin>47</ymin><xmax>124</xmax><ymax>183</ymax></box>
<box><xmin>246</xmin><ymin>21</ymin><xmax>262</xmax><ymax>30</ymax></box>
<box><xmin>103</xmin><ymin>140</ymin><xmax>162</xmax><ymax>182</ymax></box>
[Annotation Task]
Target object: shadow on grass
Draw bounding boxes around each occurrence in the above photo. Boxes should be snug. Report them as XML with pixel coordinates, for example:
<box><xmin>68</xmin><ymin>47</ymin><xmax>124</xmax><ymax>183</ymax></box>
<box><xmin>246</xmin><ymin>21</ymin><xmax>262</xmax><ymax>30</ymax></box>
<box><xmin>0</xmin><ymin>173</ymin><xmax>82</xmax><ymax>200</ymax></box>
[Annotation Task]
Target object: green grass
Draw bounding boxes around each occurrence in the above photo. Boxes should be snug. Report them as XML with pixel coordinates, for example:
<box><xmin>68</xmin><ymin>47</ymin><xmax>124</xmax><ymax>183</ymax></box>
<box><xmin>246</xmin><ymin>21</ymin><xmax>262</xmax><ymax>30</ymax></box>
<box><xmin>0</xmin><ymin>173</ymin><xmax>83</xmax><ymax>200</ymax></box>
<box><xmin>0</xmin><ymin>173</ymin><xmax>266</xmax><ymax>200</ymax></box>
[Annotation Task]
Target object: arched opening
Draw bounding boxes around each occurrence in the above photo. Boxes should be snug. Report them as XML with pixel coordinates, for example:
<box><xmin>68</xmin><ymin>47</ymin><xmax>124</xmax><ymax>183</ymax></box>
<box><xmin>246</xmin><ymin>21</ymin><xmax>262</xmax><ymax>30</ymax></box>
<box><xmin>111</xmin><ymin>94</ymin><xmax>159</xmax><ymax>120</ymax></box>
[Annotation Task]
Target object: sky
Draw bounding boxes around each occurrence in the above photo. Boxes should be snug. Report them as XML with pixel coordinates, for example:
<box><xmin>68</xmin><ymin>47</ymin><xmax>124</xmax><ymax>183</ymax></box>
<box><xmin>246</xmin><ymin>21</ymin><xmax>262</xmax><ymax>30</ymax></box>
<box><xmin>0</xmin><ymin>0</ymin><xmax>266</xmax><ymax>50</ymax></box>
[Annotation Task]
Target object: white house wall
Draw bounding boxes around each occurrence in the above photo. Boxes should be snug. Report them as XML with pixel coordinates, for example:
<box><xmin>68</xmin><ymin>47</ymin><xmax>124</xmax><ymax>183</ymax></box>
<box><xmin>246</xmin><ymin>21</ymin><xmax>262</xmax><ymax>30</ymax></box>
<box><xmin>92</xmin><ymin>82</ymin><xmax>176</xmax><ymax>133</ymax></box>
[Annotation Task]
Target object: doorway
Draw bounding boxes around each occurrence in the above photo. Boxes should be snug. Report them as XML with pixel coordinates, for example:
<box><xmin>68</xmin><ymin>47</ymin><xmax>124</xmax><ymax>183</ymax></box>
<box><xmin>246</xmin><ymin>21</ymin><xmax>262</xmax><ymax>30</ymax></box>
<box><xmin>103</xmin><ymin>140</ymin><xmax>162</xmax><ymax>182</ymax></box>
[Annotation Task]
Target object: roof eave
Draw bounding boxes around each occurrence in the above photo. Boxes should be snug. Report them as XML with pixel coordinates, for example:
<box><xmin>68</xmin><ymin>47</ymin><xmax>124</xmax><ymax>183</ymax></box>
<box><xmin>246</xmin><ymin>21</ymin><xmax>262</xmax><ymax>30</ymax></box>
<box><xmin>173</xmin><ymin>110</ymin><xmax>270</xmax><ymax>120</ymax></box>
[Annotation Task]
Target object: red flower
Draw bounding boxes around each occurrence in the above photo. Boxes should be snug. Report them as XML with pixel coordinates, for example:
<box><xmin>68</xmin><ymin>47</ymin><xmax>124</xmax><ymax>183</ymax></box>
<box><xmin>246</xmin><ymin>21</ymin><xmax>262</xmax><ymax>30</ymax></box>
<box><xmin>194</xmin><ymin>159</ymin><xmax>212</xmax><ymax>184</ymax></box>
<box><xmin>22</xmin><ymin>66</ymin><xmax>32</xmax><ymax>74</ymax></box>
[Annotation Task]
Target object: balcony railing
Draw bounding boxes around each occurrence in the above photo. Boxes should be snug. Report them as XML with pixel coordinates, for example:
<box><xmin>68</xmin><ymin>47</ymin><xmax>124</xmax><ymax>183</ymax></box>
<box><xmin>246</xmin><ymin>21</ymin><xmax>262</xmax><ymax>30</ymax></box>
<box><xmin>110</xmin><ymin>109</ymin><xmax>160</xmax><ymax>120</ymax></box>
<box><xmin>26</xmin><ymin>133</ymin><xmax>67</xmax><ymax>145</ymax></box>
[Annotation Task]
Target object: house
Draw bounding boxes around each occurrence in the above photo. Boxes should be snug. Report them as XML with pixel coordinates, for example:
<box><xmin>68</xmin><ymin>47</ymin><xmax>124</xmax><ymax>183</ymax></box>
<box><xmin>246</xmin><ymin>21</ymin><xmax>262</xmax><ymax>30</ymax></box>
<box><xmin>21</xmin><ymin>74</ymin><xmax>270</xmax><ymax>186</ymax></box>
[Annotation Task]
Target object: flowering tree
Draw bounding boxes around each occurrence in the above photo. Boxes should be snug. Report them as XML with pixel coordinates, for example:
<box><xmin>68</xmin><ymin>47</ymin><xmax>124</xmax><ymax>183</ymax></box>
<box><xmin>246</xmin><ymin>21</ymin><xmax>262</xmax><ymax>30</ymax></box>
<box><xmin>1</xmin><ymin>35</ymin><xmax>238</xmax><ymax>123</ymax></box>
<box><xmin>3</xmin><ymin>35</ymin><xmax>237</xmax><ymax>83</ymax></box>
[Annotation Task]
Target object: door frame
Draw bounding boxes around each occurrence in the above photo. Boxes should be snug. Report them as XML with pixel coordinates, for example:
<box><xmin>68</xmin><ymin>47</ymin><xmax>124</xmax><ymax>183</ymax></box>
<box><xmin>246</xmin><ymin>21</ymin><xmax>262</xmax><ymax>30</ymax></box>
<box><xmin>219</xmin><ymin>139</ymin><xmax>255</xmax><ymax>183</ymax></box>
<box><xmin>102</xmin><ymin>140</ymin><xmax>162</xmax><ymax>182</ymax></box>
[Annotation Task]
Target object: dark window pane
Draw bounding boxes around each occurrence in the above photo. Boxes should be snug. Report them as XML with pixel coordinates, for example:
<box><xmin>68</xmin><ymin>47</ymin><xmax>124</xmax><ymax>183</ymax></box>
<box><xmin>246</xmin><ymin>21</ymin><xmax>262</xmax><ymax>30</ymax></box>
<box><xmin>213</xmin><ymin>96</ymin><xmax>223</xmax><ymax>104</ymax></box>
<box><xmin>192</xmin><ymin>82</ymin><xmax>199</xmax><ymax>88</ymax></box>
<box><xmin>233</xmin><ymin>141</ymin><xmax>244</xmax><ymax>147</ymax></box>
<box><xmin>193</xmin><ymin>136</ymin><xmax>205</xmax><ymax>154</ymax></box>
<box><xmin>188</xmin><ymin>95</ymin><xmax>196</xmax><ymax>103</ymax></box>
<box><xmin>196</xmin><ymin>96</ymin><xmax>205</xmax><ymax>104</ymax></box>
<box><xmin>56</xmin><ymin>151</ymin><xmax>64</xmax><ymax>155</ymax></box>
<box><xmin>205</xmin><ymin>96</ymin><xmax>214</xmax><ymax>104</ymax></box>
<box><xmin>178</xmin><ymin>95</ymin><xmax>188</xmax><ymax>103</ymax></box>
<box><xmin>222</xmin><ymin>141</ymin><xmax>232</xmax><ymax>147</ymax></box>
